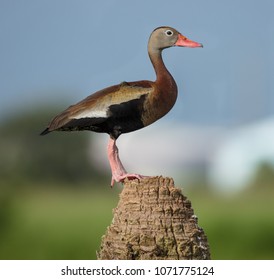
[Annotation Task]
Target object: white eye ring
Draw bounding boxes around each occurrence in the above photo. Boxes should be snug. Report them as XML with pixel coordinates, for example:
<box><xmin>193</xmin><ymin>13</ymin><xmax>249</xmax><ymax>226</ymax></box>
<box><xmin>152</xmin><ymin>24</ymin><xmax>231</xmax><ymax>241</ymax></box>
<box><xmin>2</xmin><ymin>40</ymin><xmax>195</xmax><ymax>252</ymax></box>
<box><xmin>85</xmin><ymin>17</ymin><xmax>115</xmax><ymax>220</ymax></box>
<box><xmin>165</xmin><ymin>30</ymin><xmax>173</xmax><ymax>36</ymax></box>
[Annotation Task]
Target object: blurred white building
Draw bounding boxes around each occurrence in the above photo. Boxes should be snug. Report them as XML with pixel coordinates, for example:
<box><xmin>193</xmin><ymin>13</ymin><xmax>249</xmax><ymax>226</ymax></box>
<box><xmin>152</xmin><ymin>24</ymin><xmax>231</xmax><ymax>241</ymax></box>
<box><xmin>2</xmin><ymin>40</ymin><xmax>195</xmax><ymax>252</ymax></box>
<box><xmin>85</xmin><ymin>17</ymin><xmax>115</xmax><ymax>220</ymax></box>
<box><xmin>90</xmin><ymin>117</ymin><xmax>274</xmax><ymax>193</ymax></box>
<box><xmin>90</xmin><ymin>121</ymin><xmax>226</xmax><ymax>186</ymax></box>
<box><xmin>209</xmin><ymin>117</ymin><xmax>274</xmax><ymax>192</ymax></box>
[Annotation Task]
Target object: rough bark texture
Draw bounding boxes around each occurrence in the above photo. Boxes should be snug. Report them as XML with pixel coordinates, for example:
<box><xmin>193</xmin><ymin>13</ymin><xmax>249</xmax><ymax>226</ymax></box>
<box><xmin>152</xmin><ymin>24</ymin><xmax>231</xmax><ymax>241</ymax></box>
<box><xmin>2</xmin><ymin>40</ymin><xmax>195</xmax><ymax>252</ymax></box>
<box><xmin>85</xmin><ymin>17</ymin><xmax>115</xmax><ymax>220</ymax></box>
<box><xmin>97</xmin><ymin>176</ymin><xmax>210</xmax><ymax>260</ymax></box>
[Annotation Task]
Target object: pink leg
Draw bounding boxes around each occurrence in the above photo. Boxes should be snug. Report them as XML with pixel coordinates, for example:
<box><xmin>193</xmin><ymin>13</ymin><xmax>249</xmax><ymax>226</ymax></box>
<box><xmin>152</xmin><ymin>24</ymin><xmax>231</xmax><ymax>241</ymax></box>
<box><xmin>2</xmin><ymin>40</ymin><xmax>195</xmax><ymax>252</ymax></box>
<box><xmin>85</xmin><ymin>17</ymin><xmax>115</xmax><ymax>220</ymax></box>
<box><xmin>107</xmin><ymin>137</ymin><xmax>144</xmax><ymax>187</ymax></box>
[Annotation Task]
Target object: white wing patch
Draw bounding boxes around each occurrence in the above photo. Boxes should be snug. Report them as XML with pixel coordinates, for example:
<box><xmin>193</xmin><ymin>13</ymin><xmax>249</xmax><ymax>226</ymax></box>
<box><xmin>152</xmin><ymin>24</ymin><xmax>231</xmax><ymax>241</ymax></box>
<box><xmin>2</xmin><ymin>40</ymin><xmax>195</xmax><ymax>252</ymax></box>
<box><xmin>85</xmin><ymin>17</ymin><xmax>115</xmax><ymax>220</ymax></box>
<box><xmin>68</xmin><ymin>83</ymin><xmax>151</xmax><ymax>120</ymax></box>
<box><xmin>71</xmin><ymin>110</ymin><xmax>108</xmax><ymax>119</ymax></box>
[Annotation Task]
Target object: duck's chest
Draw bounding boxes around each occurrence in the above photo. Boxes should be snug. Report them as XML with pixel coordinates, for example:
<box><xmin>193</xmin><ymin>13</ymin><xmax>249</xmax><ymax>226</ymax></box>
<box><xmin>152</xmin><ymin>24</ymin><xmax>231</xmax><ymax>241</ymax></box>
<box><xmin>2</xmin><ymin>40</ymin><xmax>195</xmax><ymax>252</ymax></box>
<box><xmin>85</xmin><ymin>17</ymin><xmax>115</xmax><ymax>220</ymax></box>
<box><xmin>141</xmin><ymin>81</ymin><xmax>178</xmax><ymax>127</ymax></box>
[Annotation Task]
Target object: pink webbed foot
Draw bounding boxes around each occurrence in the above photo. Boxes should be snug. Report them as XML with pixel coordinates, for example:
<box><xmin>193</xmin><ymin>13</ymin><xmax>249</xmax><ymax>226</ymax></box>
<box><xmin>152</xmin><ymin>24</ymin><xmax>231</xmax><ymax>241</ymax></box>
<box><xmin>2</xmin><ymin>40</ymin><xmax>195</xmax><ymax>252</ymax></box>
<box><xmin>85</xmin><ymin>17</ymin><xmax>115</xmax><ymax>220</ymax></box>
<box><xmin>107</xmin><ymin>137</ymin><xmax>146</xmax><ymax>187</ymax></box>
<box><xmin>110</xmin><ymin>173</ymin><xmax>145</xmax><ymax>188</ymax></box>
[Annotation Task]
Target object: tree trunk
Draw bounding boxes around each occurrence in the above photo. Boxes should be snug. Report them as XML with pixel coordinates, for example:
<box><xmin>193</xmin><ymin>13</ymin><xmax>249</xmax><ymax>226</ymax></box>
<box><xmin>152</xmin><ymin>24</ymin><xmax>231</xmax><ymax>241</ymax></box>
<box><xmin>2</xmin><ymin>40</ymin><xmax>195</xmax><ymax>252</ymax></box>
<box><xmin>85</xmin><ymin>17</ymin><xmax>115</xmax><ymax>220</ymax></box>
<box><xmin>97</xmin><ymin>176</ymin><xmax>210</xmax><ymax>260</ymax></box>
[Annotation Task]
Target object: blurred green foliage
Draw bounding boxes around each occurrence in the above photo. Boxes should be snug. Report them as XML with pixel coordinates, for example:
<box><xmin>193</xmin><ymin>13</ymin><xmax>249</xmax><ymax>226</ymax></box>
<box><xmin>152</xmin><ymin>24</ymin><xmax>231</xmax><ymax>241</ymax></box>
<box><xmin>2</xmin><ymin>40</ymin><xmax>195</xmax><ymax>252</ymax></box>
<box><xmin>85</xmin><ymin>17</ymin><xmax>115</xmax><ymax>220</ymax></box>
<box><xmin>0</xmin><ymin>180</ymin><xmax>273</xmax><ymax>260</ymax></box>
<box><xmin>0</xmin><ymin>108</ymin><xmax>273</xmax><ymax>259</ymax></box>
<box><xmin>190</xmin><ymin>187</ymin><xmax>274</xmax><ymax>259</ymax></box>
<box><xmin>0</xmin><ymin>187</ymin><xmax>119</xmax><ymax>259</ymax></box>
<box><xmin>0</xmin><ymin>107</ymin><xmax>105</xmax><ymax>185</ymax></box>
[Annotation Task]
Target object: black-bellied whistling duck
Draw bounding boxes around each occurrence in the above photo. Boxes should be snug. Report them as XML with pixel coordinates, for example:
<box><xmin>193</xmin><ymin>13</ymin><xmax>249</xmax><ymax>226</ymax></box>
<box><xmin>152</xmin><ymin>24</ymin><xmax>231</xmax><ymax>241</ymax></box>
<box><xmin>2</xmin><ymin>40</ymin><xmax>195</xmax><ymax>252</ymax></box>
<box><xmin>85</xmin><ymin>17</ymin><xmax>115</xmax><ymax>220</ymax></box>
<box><xmin>41</xmin><ymin>26</ymin><xmax>202</xmax><ymax>186</ymax></box>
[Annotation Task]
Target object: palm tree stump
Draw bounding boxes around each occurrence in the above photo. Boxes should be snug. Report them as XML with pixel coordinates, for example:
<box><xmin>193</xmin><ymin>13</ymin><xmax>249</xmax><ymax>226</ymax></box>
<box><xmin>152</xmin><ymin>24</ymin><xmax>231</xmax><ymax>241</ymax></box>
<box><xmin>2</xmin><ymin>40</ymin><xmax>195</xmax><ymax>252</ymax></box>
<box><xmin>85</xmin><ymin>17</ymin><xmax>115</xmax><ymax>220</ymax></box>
<box><xmin>97</xmin><ymin>176</ymin><xmax>210</xmax><ymax>260</ymax></box>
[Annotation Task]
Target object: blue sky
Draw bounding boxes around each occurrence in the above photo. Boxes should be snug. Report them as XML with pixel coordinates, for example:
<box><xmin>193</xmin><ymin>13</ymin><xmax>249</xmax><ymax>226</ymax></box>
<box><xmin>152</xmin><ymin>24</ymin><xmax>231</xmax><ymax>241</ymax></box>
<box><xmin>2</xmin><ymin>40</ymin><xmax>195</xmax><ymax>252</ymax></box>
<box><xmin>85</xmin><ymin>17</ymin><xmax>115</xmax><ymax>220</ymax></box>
<box><xmin>1</xmin><ymin>0</ymin><xmax>274</xmax><ymax>125</ymax></box>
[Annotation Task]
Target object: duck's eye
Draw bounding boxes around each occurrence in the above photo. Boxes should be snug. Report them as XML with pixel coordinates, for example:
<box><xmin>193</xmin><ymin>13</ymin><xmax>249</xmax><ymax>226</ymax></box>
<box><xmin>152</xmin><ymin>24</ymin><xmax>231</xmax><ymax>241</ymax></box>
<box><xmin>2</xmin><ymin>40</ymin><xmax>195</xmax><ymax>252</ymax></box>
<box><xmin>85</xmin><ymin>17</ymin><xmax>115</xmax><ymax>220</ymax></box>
<box><xmin>165</xmin><ymin>30</ymin><xmax>173</xmax><ymax>36</ymax></box>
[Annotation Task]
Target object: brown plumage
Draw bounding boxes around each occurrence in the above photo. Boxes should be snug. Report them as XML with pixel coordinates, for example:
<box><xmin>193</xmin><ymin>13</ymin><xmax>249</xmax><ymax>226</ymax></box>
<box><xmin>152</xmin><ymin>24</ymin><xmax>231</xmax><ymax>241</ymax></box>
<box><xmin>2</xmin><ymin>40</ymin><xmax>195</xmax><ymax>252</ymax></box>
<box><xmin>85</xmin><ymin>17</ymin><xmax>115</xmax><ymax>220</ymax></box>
<box><xmin>41</xmin><ymin>26</ymin><xmax>202</xmax><ymax>186</ymax></box>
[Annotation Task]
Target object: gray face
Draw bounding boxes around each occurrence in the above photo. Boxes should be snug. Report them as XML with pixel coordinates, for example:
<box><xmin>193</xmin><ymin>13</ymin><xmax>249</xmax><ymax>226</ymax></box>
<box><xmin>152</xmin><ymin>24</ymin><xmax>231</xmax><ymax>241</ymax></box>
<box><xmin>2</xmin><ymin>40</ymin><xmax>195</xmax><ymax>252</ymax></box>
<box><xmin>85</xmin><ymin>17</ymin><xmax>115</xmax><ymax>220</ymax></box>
<box><xmin>148</xmin><ymin>26</ymin><xmax>180</xmax><ymax>51</ymax></box>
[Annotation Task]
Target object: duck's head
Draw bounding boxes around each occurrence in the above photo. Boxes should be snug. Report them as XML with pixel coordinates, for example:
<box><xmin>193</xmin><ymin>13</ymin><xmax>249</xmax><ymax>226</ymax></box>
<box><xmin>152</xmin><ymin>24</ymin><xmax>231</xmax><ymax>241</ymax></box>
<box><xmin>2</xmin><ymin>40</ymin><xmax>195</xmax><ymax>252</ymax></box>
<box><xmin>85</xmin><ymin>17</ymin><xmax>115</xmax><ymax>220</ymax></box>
<box><xmin>148</xmin><ymin>26</ymin><xmax>203</xmax><ymax>52</ymax></box>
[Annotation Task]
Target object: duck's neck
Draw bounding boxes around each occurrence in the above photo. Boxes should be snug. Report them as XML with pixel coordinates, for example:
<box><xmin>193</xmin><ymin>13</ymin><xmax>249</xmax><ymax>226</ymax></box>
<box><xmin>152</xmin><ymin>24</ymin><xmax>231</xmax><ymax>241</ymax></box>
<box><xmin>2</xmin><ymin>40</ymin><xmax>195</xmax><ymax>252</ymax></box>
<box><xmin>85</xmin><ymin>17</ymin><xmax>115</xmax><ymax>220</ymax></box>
<box><xmin>148</xmin><ymin>47</ymin><xmax>177</xmax><ymax>91</ymax></box>
<box><xmin>147</xmin><ymin>45</ymin><xmax>178</xmax><ymax>122</ymax></box>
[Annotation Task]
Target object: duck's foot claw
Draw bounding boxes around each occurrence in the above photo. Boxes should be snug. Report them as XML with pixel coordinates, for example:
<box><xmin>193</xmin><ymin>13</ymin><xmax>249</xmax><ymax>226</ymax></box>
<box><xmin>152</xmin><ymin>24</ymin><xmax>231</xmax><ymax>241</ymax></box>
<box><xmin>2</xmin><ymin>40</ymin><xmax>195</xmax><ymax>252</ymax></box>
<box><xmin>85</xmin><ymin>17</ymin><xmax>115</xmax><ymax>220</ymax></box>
<box><xmin>110</xmin><ymin>173</ymin><xmax>147</xmax><ymax>187</ymax></box>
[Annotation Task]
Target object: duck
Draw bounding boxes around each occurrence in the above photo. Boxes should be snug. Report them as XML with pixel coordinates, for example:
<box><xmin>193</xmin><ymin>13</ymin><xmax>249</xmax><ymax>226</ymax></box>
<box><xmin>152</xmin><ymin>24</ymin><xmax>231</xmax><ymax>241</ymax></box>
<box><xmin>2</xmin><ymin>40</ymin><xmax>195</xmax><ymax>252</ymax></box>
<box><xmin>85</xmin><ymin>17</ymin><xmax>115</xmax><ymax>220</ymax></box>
<box><xmin>40</xmin><ymin>26</ymin><xmax>202</xmax><ymax>187</ymax></box>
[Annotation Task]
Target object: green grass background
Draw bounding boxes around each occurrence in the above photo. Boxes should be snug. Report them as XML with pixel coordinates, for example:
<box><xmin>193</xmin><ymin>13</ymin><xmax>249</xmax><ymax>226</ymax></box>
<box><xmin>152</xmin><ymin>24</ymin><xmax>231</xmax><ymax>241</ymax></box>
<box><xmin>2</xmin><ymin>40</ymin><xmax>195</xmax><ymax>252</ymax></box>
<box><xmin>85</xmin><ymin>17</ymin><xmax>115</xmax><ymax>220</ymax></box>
<box><xmin>0</xmin><ymin>180</ymin><xmax>273</xmax><ymax>260</ymax></box>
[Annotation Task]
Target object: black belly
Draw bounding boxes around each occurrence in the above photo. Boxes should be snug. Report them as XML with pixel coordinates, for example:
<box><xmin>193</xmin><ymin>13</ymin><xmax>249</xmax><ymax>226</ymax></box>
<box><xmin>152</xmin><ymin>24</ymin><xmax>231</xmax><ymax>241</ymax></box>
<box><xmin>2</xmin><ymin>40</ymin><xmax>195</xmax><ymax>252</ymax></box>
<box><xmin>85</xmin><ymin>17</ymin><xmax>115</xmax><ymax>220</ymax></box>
<box><xmin>59</xmin><ymin>94</ymin><xmax>146</xmax><ymax>139</ymax></box>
